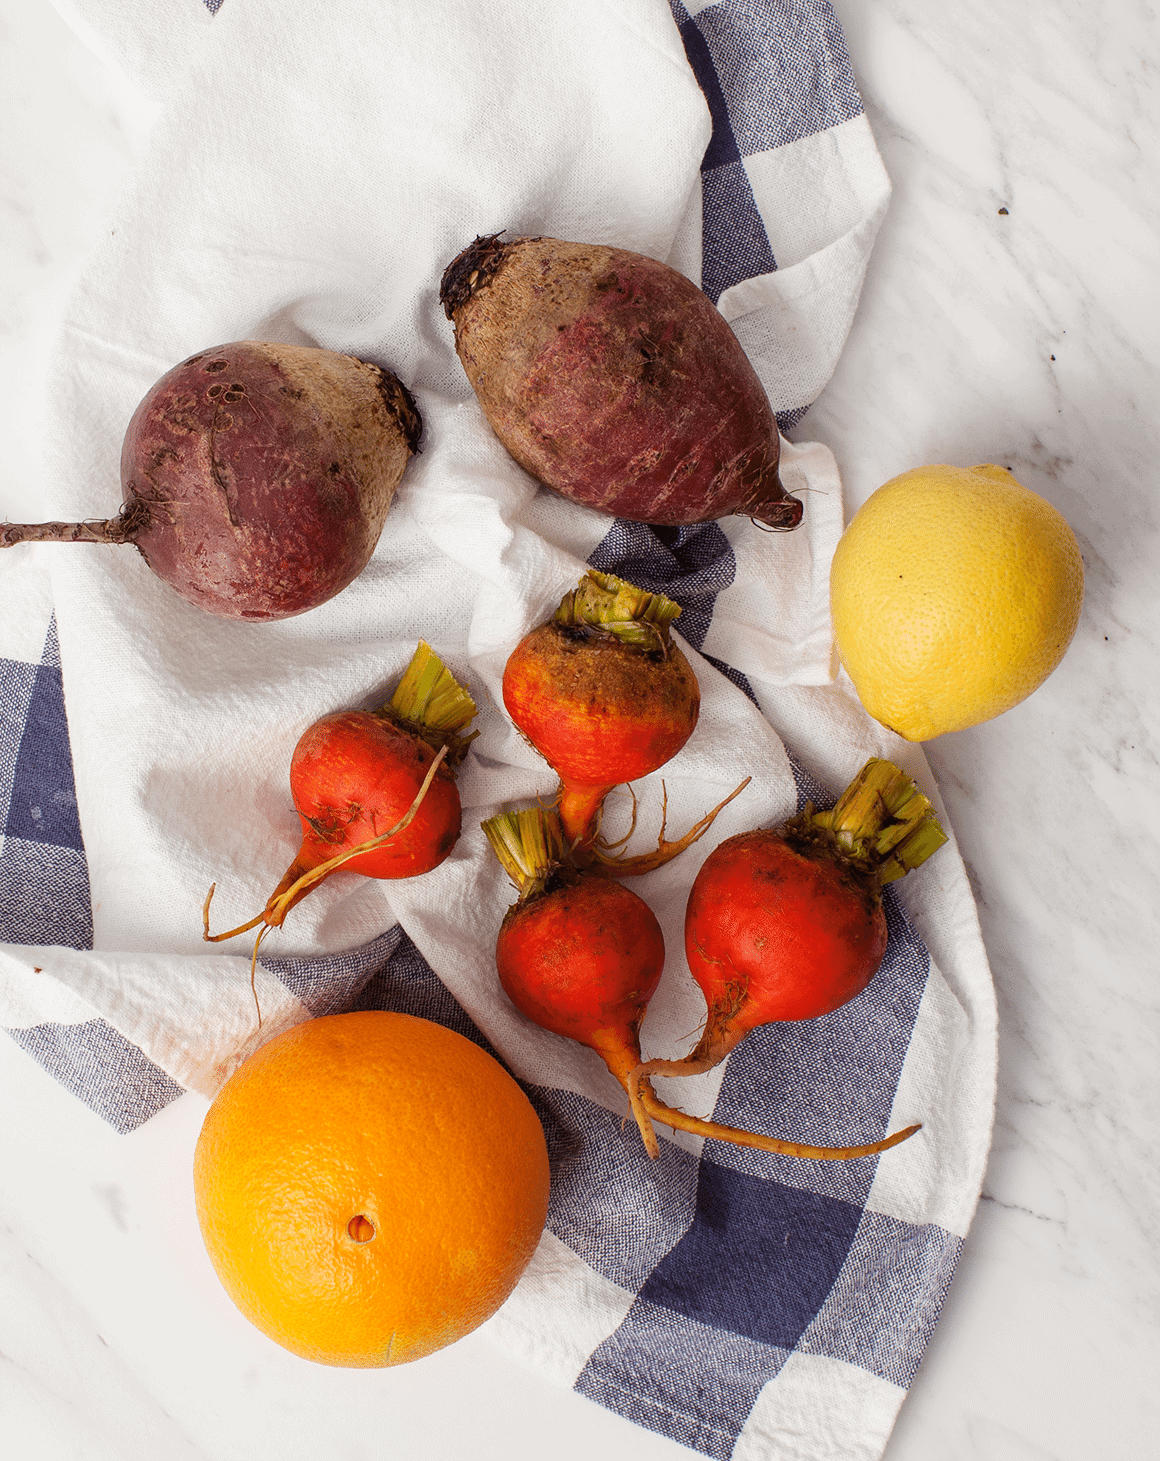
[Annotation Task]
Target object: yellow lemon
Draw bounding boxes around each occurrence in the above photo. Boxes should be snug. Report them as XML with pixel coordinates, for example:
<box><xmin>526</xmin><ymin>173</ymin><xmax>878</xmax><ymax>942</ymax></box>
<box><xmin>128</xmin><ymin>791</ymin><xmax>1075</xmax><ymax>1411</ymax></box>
<box><xmin>829</xmin><ymin>463</ymin><xmax>1084</xmax><ymax>741</ymax></box>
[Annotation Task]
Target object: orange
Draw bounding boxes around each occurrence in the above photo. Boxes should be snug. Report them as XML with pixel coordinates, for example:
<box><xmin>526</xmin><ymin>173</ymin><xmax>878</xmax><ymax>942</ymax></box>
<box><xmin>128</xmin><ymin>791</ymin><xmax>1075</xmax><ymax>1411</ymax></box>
<box><xmin>193</xmin><ymin>1010</ymin><xmax>550</xmax><ymax>1367</ymax></box>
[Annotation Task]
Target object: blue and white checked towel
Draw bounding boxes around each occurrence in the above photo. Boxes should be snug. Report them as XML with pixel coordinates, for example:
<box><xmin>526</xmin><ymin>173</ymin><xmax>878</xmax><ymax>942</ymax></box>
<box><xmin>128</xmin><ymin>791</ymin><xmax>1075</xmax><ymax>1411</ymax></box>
<box><xmin>1</xmin><ymin>2</ymin><xmax>996</xmax><ymax>1457</ymax></box>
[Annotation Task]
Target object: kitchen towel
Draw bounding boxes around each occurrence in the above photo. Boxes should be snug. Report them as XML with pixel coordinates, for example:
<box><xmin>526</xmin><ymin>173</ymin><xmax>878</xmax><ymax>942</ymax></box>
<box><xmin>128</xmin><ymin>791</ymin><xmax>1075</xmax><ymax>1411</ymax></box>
<box><xmin>0</xmin><ymin>2</ymin><xmax>996</xmax><ymax>1458</ymax></box>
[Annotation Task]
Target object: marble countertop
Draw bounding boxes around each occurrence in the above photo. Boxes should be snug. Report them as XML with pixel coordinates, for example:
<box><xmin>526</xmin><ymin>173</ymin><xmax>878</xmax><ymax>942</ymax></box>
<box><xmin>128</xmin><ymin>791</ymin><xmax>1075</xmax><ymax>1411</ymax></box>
<box><xmin>1</xmin><ymin>2</ymin><xmax>1156</xmax><ymax>1458</ymax></box>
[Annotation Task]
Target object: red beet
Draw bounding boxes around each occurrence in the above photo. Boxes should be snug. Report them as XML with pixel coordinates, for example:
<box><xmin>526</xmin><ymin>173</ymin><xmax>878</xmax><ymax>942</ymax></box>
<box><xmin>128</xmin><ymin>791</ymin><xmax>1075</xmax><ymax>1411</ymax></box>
<box><xmin>1</xmin><ymin>341</ymin><xmax>422</xmax><ymax>620</ymax></box>
<box><xmin>637</xmin><ymin>759</ymin><xmax>948</xmax><ymax>1087</ymax></box>
<box><xmin>502</xmin><ymin>570</ymin><xmax>701</xmax><ymax>850</ymax></box>
<box><xmin>205</xmin><ymin>642</ymin><xmax>476</xmax><ymax>952</ymax></box>
<box><xmin>485</xmin><ymin>805</ymin><xmax>920</xmax><ymax>1163</ymax></box>
<box><xmin>440</xmin><ymin>234</ymin><xmax>802</xmax><ymax>529</ymax></box>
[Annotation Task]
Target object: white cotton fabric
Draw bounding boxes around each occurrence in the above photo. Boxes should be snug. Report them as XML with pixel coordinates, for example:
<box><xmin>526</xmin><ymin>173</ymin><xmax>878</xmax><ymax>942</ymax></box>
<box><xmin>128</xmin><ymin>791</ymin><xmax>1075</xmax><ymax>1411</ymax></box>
<box><xmin>0</xmin><ymin>4</ymin><xmax>996</xmax><ymax>1456</ymax></box>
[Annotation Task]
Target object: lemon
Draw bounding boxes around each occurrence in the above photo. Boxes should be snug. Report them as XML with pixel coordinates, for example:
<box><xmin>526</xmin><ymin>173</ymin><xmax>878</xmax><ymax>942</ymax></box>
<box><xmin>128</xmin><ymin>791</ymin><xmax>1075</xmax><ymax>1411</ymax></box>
<box><xmin>829</xmin><ymin>463</ymin><xmax>1084</xmax><ymax>741</ymax></box>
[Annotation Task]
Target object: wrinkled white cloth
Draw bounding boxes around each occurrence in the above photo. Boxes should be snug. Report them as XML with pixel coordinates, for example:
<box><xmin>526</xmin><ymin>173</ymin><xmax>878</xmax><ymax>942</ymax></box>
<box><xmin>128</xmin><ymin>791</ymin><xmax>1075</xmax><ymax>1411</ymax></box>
<box><xmin>0</xmin><ymin>3</ymin><xmax>995</xmax><ymax>1456</ymax></box>
<box><xmin>4</xmin><ymin>0</ymin><xmax>898</xmax><ymax>1083</ymax></box>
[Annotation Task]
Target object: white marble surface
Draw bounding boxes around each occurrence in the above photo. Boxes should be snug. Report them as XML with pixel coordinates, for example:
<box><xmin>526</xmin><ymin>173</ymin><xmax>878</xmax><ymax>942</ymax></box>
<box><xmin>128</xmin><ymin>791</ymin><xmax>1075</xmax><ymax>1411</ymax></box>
<box><xmin>1</xmin><ymin>2</ymin><xmax>1157</xmax><ymax>1459</ymax></box>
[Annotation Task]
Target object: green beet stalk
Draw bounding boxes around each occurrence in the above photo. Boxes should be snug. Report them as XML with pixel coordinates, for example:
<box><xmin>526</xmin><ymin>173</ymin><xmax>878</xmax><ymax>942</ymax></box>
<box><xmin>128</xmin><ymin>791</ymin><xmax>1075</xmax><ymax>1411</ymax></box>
<box><xmin>483</xmin><ymin>805</ymin><xmax>569</xmax><ymax>904</ymax></box>
<box><xmin>552</xmin><ymin>569</ymin><xmax>683</xmax><ymax>653</ymax></box>
<box><xmin>785</xmin><ymin>757</ymin><xmax>947</xmax><ymax>882</ymax></box>
<box><xmin>381</xmin><ymin>640</ymin><xmax>479</xmax><ymax>765</ymax></box>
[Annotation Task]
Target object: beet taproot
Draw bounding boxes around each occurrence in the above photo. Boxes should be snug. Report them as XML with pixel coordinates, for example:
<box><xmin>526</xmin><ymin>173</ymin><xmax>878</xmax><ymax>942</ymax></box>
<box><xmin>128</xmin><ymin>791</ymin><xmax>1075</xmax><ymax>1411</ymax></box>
<box><xmin>1</xmin><ymin>340</ymin><xmax>422</xmax><ymax>620</ymax></box>
<box><xmin>440</xmin><ymin>234</ymin><xmax>802</xmax><ymax>528</ymax></box>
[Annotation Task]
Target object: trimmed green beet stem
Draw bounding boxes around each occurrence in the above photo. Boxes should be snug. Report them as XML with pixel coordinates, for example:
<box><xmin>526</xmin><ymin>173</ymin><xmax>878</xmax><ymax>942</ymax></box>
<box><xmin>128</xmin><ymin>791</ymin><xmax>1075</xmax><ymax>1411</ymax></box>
<box><xmin>788</xmin><ymin>757</ymin><xmax>947</xmax><ymax>882</ymax></box>
<box><xmin>379</xmin><ymin>641</ymin><xmax>479</xmax><ymax>766</ymax></box>
<box><xmin>386</xmin><ymin>641</ymin><xmax>477</xmax><ymax>732</ymax></box>
<box><xmin>482</xmin><ymin>806</ymin><xmax>568</xmax><ymax>901</ymax></box>
<box><xmin>553</xmin><ymin>570</ymin><xmax>683</xmax><ymax>651</ymax></box>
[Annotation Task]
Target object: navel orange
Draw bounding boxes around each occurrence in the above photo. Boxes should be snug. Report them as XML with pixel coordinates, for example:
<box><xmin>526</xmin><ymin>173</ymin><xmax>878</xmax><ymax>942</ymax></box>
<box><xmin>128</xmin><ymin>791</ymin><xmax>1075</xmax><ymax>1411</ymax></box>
<box><xmin>193</xmin><ymin>1010</ymin><xmax>550</xmax><ymax>1367</ymax></box>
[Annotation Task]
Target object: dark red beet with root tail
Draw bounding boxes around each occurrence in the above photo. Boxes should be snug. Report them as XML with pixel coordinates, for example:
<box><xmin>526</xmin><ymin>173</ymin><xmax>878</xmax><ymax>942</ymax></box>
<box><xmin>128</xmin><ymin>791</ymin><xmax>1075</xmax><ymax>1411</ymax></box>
<box><xmin>2</xmin><ymin>340</ymin><xmax>422</xmax><ymax>621</ymax></box>
<box><xmin>440</xmin><ymin>234</ymin><xmax>802</xmax><ymax>529</ymax></box>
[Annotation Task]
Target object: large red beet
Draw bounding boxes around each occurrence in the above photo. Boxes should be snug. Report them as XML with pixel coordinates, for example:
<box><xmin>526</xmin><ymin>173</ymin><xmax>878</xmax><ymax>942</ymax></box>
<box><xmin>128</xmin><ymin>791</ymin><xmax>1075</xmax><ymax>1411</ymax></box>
<box><xmin>440</xmin><ymin>234</ymin><xmax>802</xmax><ymax>529</ymax></box>
<box><xmin>2</xmin><ymin>341</ymin><xmax>422</xmax><ymax>621</ymax></box>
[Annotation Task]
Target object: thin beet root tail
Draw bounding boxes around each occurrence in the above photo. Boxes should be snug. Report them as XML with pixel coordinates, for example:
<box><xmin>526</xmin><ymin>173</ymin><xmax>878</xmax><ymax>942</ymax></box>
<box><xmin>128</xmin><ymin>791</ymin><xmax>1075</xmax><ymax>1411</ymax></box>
<box><xmin>633</xmin><ymin>1014</ymin><xmax>745</xmax><ymax>1084</ymax></box>
<box><xmin>588</xmin><ymin>1029</ymin><xmax>660</xmax><ymax>1159</ymax></box>
<box><xmin>201</xmin><ymin>884</ymin><xmax>266</xmax><ymax>944</ymax></box>
<box><xmin>260</xmin><ymin>852</ymin><xmax>318</xmax><ymax>928</ymax></box>
<box><xmin>748</xmin><ymin>492</ymin><xmax>804</xmax><ymax>531</ymax></box>
<box><xmin>738</xmin><ymin>458</ymin><xmax>803</xmax><ymax>532</ymax></box>
<box><xmin>1</xmin><ymin>499</ymin><xmax>149</xmax><ymax>549</ymax></box>
<box><xmin>201</xmin><ymin>852</ymin><xmax>325</xmax><ymax>943</ymax></box>
<box><xmin>634</xmin><ymin>1075</ymin><xmax>920</xmax><ymax>1161</ymax></box>
<box><xmin>590</xmin><ymin>776</ymin><xmax>750</xmax><ymax>878</ymax></box>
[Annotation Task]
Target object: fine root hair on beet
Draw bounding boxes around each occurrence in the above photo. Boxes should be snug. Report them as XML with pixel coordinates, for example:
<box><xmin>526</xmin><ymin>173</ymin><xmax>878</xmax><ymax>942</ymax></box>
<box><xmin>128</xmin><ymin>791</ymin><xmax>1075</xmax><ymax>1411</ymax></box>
<box><xmin>587</xmin><ymin>775</ymin><xmax>752</xmax><ymax>879</ymax></box>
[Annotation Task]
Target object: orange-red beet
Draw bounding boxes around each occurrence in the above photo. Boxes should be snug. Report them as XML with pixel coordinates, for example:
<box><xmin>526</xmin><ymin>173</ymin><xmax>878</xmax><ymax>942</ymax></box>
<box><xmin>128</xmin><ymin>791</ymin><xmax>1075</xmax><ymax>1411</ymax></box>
<box><xmin>502</xmin><ymin>620</ymin><xmax>699</xmax><ymax>845</ymax></box>
<box><xmin>269</xmin><ymin>710</ymin><xmax>462</xmax><ymax>919</ymax></box>
<box><xmin>496</xmin><ymin>874</ymin><xmax>665</xmax><ymax>1105</ymax></box>
<box><xmin>635</xmin><ymin>758</ymin><xmax>949</xmax><ymax>1087</ymax></box>
<box><xmin>205</xmin><ymin>643</ymin><xmax>476</xmax><ymax>954</ymax></box>
<box><xmin>682</xmin><ymin>829</ymin><xmax>888</xmax><ymax>1066</ymax></box>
